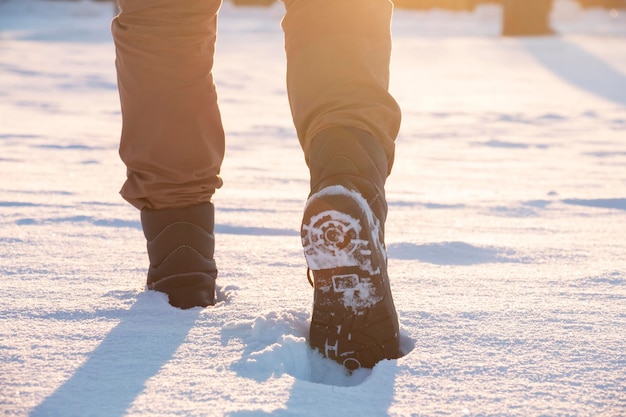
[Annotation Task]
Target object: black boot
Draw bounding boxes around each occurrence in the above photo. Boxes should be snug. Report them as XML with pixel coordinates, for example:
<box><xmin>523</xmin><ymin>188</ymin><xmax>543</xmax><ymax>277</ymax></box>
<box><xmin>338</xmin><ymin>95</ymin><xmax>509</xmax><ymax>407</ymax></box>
<box><xmin>306</xmin><ymin>126</ymin><xmax>390</xmax><ymax>238</ymax></box>
<box><xmin>302</xmin><ymin>127</ymin><xmax>400</xmax><ymax>369</ymax></box>
<box><xmin>141</xmin><ymin>203</ymin><xmax>217</xmax><ymax>309</ymax></box>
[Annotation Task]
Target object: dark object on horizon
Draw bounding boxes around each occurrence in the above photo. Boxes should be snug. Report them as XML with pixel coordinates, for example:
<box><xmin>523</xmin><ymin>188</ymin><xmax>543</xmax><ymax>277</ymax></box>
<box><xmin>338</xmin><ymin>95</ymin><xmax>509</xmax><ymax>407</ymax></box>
<box><xmin>43</xmin><ymin>0</ymin><xmax>626</xmax><ymax>10</ymax></box>
<box><xmin>394</xmin><ymin>0</ymin><xmax>624</xmax><ymax>10</ymax></box>
<box><xmin>502</xmin><ymin>0</ymin><xmax>554</xmax><ymax>36</ymax></box>
<box><xmin>232</xmin><ymin>0</ymin><xmax>275</xmax><ymax>6</ymax></box>
<box><xmin>578</xmin><ymin>0</ymin><xmax>626</xmax><ymax>8</ymax></box>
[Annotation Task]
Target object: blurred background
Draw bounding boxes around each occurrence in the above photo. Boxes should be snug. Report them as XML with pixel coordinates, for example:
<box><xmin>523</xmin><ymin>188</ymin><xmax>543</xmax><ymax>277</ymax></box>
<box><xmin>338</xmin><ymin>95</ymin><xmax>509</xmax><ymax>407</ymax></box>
<box><xmin>1</xmin><ymin>0</ymin><xmax>624</xmax><ymax>37</ymax></box>
<box><xmin>31</xmin><ymin>0</ymin><xmax>626</xmax><ymax>36</ymax></box>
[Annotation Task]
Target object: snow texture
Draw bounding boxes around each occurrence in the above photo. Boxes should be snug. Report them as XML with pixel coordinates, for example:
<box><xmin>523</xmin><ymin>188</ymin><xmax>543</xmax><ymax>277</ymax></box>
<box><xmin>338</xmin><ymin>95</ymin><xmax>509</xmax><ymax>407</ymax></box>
<box><xmin>1</xmin><ymin>0</ymin><xmax>626</xmax><ymax>416</ymax></box>
<box><xmin>302</xmin><ymin>208</ymin><xmax>366</xmax><ymax>269</ymax></box>
<box><xmin>301</xmin><ymin>185</ymin><xmax>382</xmax><ymax>270</ymax></box>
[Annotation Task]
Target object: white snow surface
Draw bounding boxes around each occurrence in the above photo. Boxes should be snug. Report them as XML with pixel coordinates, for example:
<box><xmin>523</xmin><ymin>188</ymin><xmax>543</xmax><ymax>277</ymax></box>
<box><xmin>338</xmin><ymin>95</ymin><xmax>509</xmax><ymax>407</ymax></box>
<box><xmin>1</xmin><ymin>0</ymin><xmax>626</xmax><ymax>415</ymax></box>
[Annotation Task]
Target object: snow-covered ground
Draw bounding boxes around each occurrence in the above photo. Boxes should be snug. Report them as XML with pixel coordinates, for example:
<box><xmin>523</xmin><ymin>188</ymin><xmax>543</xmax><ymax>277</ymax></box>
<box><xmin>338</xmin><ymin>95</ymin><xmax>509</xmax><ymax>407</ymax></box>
<box><xmin>1</xmin><ymin>0</ymin><xmax>625</xmax><ymax>415</ymax></box>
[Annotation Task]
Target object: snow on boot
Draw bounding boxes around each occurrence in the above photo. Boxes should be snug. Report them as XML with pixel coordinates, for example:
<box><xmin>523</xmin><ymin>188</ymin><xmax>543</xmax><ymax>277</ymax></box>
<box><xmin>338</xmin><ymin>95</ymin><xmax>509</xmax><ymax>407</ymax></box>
<box><xmin>141</xmin><ymin>202</ymin><xmax>217</xmax><ymax>309</ymax></box>
<box><xmin>302</xmin><ymin>185</ymin><xmax>400</xmax><ymax>370</ymax></box>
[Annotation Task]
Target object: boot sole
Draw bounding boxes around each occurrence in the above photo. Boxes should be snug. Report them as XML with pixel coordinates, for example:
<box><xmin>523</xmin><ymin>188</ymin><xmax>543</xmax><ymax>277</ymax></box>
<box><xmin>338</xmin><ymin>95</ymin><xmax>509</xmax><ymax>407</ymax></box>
<box><xmin>301</xmin><ymin>185</ymin><xmax>400</xmax><ymax>370</ymax></box>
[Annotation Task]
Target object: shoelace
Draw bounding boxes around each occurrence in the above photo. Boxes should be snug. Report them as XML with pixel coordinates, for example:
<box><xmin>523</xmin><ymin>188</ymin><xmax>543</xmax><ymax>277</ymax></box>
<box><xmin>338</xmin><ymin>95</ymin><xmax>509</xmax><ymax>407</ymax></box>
<box><xmin>306</xmin><ymin>268</ymin><xmax>314</xmax><ymax>288</ymax></box>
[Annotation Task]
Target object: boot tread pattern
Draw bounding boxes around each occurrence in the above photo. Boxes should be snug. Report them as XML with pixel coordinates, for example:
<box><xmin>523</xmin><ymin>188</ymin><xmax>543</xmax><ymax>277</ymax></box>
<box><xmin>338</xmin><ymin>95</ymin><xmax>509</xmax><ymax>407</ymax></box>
<box><xmin>301</xmin><ymin>186</ymin><xmax>400</xmax><ymax>370</ymax></box>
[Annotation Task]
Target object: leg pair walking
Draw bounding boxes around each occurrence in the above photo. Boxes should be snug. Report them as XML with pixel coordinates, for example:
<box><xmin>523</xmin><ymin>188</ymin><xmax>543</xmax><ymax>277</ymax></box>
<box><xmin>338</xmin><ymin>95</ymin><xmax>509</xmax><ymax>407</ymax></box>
<box><xmin>112</xmin><ymin>0</ymin><xmax>401</xmax><ymax>369</ymax></box>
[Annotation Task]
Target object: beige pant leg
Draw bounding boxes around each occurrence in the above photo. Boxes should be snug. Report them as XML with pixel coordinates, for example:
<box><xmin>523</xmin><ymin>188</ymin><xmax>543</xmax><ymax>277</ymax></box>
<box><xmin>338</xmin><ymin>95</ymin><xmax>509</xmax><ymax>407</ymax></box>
<box><xmin>282</xmin><ymin>0</ymin><xmax>401</xmax><ymax>172</ymax></box>
<box><xmin>112</xmin><ymin>0</ymin><xmax>225</xmax><ymax>210</ymax></box>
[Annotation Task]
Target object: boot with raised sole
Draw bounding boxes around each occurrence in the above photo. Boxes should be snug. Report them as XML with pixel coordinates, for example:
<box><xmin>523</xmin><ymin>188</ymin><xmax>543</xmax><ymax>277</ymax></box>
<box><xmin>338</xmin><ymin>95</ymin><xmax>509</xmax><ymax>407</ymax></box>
<box><xmin>141</xmin><ymin>202</ymin><xmax>217</xmax><ymax>309</ymax></box>
<box><xmin>302</xmin><ymin>185</ymin><xmax>400</xmax><ymax>370</ymax></box>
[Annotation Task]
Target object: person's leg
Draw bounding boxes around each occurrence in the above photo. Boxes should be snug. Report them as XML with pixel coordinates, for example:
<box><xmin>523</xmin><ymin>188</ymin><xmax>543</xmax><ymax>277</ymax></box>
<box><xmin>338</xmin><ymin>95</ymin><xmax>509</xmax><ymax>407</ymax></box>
<box><xmin>282</xmin><ymin>0</ymin><xmax>400</xmax><ymax>174</ymax></box>
<box><xmin>112</xmin><ymin>0</ymin><xmax>224</xmax><ymax>308</ymax></box>
<box><xmin>113</xmin><ymin>0</ymin><xmax>224</xmax><ymax>210</ymax></box>
<box><xmin>282</xmin><ymin>0</ymin><xmax>402</xmax><ymax>368</ymax></box>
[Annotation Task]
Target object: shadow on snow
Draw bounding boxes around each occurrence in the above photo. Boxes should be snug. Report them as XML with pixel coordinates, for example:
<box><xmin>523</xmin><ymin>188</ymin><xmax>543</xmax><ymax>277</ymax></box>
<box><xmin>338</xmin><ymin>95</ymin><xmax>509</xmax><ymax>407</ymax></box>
<box><xmin>562</xmin><ymin>198</ymin><xmax>626</xmax><ymax>211</ymax></box>
<box><xmin>30</xmin><ymin>293</ymin><xmax>200</xmax><ymax>417</ymax></box>
<box><xmin>524</xmin><ymin>38</ymin><xmax>626</xmax><ymax>107</ymax></box>
<box><xmin>387</xmin><ymin>241</ymin><xmax>526</xmax><ymax>265</ymax></box>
